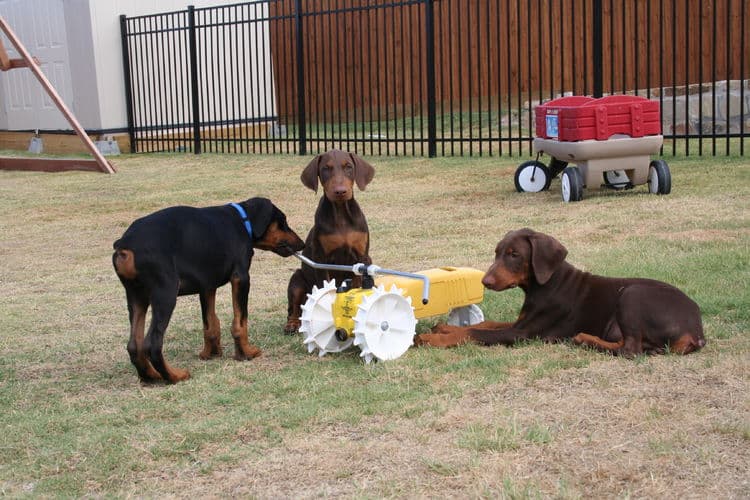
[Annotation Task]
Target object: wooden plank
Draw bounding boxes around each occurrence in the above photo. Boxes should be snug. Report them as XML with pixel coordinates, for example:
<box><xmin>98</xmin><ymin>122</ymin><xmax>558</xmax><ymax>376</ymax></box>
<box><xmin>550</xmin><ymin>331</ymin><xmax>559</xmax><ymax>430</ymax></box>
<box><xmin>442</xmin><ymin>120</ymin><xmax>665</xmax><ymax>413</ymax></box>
<box><xmin>0</xmin><ymin>16</ymin><xmax>116</xmax><ymax>174</ymax></box>
<box><xmin>0</xmin><ymin>157</ymin><xmax>102</xmax><ymax>173</ymax></box>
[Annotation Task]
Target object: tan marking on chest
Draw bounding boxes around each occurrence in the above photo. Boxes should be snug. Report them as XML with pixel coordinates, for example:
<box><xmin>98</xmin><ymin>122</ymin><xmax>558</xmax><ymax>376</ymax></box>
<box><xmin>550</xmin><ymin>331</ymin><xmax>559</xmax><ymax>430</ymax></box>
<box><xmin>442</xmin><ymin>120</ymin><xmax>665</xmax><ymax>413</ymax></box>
<box><xmin>318</xmin><ymin>231</ymin><xmax>368</xmax><ymax>256</ymax></box>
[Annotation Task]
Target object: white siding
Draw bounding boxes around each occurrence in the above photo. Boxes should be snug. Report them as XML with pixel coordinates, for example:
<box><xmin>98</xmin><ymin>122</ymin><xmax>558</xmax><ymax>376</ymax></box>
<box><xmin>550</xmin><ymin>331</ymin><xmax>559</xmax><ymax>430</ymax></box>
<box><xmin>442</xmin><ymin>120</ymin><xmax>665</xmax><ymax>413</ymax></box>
<box><xmin>0</xmin><ymin>0</ymin><xmax>274</xmax><ymax>132</ymax></box>
<box><xmin>0</xmin><ymin>0</ymin><xmax>74</xmax><ymax>130</ymax></box>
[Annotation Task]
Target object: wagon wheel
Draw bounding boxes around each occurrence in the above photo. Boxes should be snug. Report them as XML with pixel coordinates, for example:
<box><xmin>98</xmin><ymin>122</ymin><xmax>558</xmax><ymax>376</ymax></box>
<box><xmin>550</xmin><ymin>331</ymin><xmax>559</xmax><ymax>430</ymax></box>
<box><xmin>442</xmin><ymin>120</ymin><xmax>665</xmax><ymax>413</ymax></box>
<box><xmin>514</xmin><ymin>160</ymin><xmax>551</xmax><ymax>192</ymax></box>
<box><xmin>561</xmin><ymin>166</ymin><xmax>584</xmax><ymax>202</ymax></box>
<box><xmin>648</xmin><ymin>160</ymin><xmax>672</xmax><ymax>195</ymax></box>
<box><xmin>300</xmin><ymin>280</ymin><xmax>353</xmax><ymax>356</ymax></box>
<box><xmin>353</xmin><ymin>284</ymin><xmax>416</xmax><ymax>364</ymax></box>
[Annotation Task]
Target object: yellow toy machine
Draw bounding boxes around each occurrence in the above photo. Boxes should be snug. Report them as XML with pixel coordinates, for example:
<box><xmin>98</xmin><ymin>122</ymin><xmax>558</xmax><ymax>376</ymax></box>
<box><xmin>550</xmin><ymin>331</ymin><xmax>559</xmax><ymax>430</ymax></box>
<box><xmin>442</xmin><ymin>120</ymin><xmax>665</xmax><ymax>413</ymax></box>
<box><xmin>294</xmin><ymin>254</ymin><xmax>485</xmax><ymax>363</ymax></box>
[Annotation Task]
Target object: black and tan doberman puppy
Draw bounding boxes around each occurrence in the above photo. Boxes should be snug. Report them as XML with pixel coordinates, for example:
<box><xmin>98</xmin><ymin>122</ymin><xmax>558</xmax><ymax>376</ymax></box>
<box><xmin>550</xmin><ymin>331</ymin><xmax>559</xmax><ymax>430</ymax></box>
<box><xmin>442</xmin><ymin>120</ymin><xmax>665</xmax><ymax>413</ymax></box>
<box><xmin>418</xmin><ymin>228</ymin><xmax>705</xmax><ymax>357</ymax></box>
<box><xmin>113</xmin><ymin>197</ymin><xmax>304</xmax><ymax>383</ymax></box>
<box><xmin>284</xmin><ymin>150</ymin><xmax>375</xmax><ymax>333</ymax></box>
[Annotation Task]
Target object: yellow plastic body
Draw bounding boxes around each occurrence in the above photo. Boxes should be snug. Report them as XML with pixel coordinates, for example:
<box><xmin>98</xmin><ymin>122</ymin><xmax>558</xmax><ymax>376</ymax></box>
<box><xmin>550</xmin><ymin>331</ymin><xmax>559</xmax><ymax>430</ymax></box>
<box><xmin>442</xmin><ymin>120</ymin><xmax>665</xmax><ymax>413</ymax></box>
<box><xmin>333</xmin><ymin>287</ymin><xmax>375</xmax><ymax>338</ymax></box>
<box><xmin>375</xmin><ymin>266</ymin><xmax>485</xmax><ymax>319</ymax></box>
<box><xmin>331</xmin><ymin>267</ymin><xmax>485</xmax><ymax>338</ymax></box>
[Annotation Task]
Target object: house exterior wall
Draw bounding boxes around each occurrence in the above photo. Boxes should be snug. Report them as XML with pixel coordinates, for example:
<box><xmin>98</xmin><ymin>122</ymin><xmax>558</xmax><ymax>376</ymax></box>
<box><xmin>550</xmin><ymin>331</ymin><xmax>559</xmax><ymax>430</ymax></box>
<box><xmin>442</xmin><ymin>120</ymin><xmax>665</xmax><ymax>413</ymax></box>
<box><xmin>0</xmin><ymin>0</ymin><xmax>76</xmax><ymax>130</ymax></box>
<box><xmin>0</xmin><ymin>0</ymin><xmax>245</xmax><ymax>133</ymax></box>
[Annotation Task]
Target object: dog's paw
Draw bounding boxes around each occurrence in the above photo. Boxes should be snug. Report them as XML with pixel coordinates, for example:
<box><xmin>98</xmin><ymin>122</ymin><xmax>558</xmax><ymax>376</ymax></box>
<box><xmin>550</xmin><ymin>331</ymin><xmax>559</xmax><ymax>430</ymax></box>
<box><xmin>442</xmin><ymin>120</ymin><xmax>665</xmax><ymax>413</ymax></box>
<box><xmin>165</xmin><ymin>367</ymin><xmax>191</xmax><ymax>384</ymax></box>
<box><xmin>571</xmin><ymin>333</ymin><xmax>586</xmax><ymax>345</ymax></box>
<box><xmin>417</xmin><ymin>329</ymin><xmax>473</xmax><ymax>348</ymax></box>
<box><xmin>198</xmin><ymin>345</ymin><xmax>223</xmax><ymax>360</ymax></box>
<box><xmin>413</xmin><ymin>333</ymin><xmax>429</xmax><ymax>346</ymax></box>
<box><xmin>234</xmin><ymin>345</ymin><xmax>262</xmax><ymax>361</ymax></box>
<box><xmin>415</xmin><ymin>333</ymin><xmax>450</xmax><ymax>348</ymax></box>
<box><xmin>283</xmin><ymin>319</ymin><xmax>301</xmax><ymax>335</ymax></box>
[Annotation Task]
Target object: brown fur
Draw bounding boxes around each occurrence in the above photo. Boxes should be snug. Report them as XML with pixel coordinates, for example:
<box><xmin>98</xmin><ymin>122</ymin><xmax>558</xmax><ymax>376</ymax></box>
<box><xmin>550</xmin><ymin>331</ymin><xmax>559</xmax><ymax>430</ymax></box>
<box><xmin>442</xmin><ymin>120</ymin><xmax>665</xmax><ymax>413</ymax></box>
<box><xmin>285</xmin><ymin>150</ymin><xmax>375</xmax><ymax>333</ymax></box>
<box><xmin>417</xmin><ymin>228</ymin><xmax>706</xmax><ymax>357</ymax></box>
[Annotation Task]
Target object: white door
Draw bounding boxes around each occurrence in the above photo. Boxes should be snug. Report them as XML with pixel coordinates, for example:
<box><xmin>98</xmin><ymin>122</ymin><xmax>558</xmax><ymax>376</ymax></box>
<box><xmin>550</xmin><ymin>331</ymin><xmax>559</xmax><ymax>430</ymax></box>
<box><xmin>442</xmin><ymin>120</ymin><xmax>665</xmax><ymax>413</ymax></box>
<box><xmin>0</xmin><ymin>0</ymin><xmax>73</xmax><ymax>130</ymax></box>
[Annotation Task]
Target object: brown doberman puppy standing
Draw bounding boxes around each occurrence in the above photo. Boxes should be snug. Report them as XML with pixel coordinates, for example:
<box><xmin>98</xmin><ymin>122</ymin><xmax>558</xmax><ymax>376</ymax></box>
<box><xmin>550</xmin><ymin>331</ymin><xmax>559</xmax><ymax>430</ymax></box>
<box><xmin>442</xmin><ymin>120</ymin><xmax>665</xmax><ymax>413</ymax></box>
<box><xmin>113</xmin><ymin>197</ymin><xmax>304</xmax><ymax>383</ymax></box>
<box><xmin>285</xmin><ymin>150</ymin><xmax>375</xmax><ymax>333</ymax></box>
<box><xmin>418</xmin><ymin>228</ymin><xmax>705</xmax><ymax>357</ymax></box>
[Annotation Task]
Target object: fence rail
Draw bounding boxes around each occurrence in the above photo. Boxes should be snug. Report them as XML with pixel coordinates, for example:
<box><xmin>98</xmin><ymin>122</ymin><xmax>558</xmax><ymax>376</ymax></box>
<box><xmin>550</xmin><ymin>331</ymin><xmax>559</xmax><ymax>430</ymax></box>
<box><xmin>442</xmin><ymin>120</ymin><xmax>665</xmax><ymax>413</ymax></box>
<box><xmin>120</xmin><ymin>0</ymin><xmax>749</xmax><ymax>157</ymax></box>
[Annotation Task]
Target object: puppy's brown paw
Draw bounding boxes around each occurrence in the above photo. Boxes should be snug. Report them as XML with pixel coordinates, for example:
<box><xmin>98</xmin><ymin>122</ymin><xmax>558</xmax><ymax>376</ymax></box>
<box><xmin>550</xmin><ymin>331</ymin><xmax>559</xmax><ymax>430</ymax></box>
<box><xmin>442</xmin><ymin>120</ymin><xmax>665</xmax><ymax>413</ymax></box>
<box><xmin>418</xmin><ymin>329</ymin><xmax>474</xmax><ymax>348</ymax></box>
<box><xmin>164</xmin><ymin>367</ymin><xmax>191</xmax><ymax>384</ymax></box>
<box><xmin>234</xmin><ymin>345</ymin><xmax>262</xmax><ymax>361</ymax></box>
<box><xmin>571</xmin><ymin>333</ymin><xmax>586</xmax><ymax>345</ymax></box>
<box><xmin>284</xmin><ymin>319</ymin><xmax>301</xmax><ymax>335</ymax></box>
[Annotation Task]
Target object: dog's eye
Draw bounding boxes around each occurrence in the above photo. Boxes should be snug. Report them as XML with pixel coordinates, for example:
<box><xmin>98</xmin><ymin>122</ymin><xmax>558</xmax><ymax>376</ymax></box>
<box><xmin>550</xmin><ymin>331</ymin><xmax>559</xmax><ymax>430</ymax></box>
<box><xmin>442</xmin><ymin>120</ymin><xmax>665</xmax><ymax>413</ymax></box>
<box><xmin>344</xmin><ymin>164</ymin><xmax>354</xmax><ymax>175</ymax></box>
<box><xmin>510</xmin><ymin>250</ymin><xmax>520</xmax><ymax>258</ymax></box>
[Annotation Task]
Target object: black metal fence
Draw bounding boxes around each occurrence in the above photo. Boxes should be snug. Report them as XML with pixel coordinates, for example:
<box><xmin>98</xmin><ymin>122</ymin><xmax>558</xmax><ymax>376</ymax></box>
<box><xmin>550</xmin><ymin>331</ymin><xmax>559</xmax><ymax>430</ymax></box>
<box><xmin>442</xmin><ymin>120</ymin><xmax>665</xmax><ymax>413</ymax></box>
<box><xmin>120</xmin><ymin>0</ymin><xmax>749</xmax><ymax>157</ymax></box>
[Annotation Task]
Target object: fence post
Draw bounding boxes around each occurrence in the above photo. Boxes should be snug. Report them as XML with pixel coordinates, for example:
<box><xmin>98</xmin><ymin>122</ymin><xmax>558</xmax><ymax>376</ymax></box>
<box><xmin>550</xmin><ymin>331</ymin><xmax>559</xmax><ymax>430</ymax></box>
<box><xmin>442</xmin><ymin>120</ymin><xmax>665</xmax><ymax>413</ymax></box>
<box><xmin>425</xmin><ymin>0</ymin><xmax>437</xmax><ymax>158</ymax></box>
<box><xmin>187</xmin><ymin>5</ymin><xmax>201</xmax><ymax>154</ymax></box>
<box><xmin>119</xmin><ymin>15</ymin><xmax>136</xmax><ymax>153</ymax></box>
<box><xmin>294</xmin><ymin>0</ymin><xmax>306</xmax><ymax>155</ymax></box>
<box><xmin>592</xmin><ymin>0</ymin><xmax>603</xmax><ymax>97</ymax></box>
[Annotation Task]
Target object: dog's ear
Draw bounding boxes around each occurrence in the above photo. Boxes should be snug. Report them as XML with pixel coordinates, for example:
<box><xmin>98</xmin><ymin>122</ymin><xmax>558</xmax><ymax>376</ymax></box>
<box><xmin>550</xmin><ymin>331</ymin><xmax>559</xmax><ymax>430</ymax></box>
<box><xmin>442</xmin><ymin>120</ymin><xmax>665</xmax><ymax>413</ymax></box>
<box><xmin>528</xmin><ymin>231</ymin><xmax>567</xmax><ymax>285</ymax></box>
<box><xmin>350</xmin><ymin>152</ymin><xmax>375</xmax><ymax>191</ymax></box>
<box><xmin>301</xmin><ymin>155</ymin><xmax>322</xmax><ymax>192</ymax></box>
<box><xmin>244</xmin><ymin>197</ymin><xmax>276</xmax><ymax>239</ymax></box>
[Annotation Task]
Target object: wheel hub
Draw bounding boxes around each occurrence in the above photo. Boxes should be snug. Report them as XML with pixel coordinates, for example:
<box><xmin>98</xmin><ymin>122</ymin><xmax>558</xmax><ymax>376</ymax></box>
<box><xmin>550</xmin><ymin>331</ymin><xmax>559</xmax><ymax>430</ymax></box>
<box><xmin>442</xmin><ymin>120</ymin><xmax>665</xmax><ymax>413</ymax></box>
<box><xmin>353</xmin><ymin>284</ymin><xmax>417</xmax><ymax>364</ymax></box>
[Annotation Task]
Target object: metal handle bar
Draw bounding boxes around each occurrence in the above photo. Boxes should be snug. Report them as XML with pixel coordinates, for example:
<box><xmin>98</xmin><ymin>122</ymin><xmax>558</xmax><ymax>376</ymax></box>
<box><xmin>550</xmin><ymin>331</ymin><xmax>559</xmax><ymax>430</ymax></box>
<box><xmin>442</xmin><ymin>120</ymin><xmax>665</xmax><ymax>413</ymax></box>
<box><xmin>294</xmin><ymin>252</ymin><xmax>430</xmax><ymax>304</ymax></box>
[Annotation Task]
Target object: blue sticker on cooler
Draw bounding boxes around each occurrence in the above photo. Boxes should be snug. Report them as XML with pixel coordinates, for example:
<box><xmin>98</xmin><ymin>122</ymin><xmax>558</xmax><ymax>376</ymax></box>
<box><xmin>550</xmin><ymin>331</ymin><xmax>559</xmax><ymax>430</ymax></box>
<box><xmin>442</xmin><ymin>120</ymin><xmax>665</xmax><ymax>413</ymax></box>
<box><xmin>546</xmin><ymin>114</ymin><xmax>558</xmax><ymax>138</ymax></box>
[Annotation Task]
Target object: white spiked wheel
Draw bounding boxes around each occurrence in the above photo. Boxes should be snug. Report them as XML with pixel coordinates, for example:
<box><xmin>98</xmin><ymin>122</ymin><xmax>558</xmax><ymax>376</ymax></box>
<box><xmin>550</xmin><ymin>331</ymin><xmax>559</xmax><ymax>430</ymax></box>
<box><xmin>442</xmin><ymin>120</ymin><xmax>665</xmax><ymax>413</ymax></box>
<box><xmin>353</xmin><ymin>285</ymin><xmax>417</xmax><ymax>364</ymax></box>
<box><xmin>300</xmin><ymin>280</ymin><xmax>353</xmax><ymax>356</ymax></box>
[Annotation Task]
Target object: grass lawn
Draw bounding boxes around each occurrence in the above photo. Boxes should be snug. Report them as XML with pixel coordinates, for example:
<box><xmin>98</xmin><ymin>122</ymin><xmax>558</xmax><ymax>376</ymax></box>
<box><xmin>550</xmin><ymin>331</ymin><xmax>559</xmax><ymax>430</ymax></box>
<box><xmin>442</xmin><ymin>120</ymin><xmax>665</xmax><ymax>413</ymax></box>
<box><xmin>0</xmin><ymin>151</ymin><xmax>748</xmax><ymax>498</ymax></box>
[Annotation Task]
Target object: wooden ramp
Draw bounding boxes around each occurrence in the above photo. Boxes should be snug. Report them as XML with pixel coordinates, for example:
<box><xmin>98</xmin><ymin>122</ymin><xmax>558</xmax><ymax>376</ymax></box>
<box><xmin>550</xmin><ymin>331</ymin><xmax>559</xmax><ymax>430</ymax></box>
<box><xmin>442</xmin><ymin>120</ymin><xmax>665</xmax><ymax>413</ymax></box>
<box><xmin>0</xmin><ymin>157</ymin><xmax>106</xmax><ymax>173</ymax></box>
<box><xmin>0</xmin><ymin>15</ymin><xmax>115</xmax><ymax>174</ymax></box>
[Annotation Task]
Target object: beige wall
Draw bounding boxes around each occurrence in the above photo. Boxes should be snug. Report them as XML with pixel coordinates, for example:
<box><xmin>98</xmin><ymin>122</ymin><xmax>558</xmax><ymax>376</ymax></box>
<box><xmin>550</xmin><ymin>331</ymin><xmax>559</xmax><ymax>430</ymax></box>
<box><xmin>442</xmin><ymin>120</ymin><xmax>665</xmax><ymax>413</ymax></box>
<box><xmin>0</xmin><ymin>0</ymin><xmax>271</xmax><ymax>132</ymax></box>
<box><xmin>91</xmin><ymin>0</ymin><xmax>244</xmax><ymax>131</ymax></box>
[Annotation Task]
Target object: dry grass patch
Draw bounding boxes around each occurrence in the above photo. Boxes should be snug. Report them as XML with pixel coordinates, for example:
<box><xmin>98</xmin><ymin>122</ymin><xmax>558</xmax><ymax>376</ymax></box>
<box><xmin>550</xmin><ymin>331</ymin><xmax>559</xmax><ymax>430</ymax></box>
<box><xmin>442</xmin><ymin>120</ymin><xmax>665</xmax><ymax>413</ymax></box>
<box><xmin>0</xmin><ymin>152</ymin><xmax>748</xmax><ymax>498</ymax></box>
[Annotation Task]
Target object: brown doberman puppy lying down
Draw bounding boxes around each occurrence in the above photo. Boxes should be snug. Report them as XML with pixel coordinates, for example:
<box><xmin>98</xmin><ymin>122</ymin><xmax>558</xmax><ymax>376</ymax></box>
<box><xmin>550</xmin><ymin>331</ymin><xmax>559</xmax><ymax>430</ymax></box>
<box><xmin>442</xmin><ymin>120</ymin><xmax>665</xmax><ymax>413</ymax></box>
<box><xmin>113</xmin><ymin>197</ymin><xmax>304</xmax><ymax>383</ymax></box>
<box><xmin>285</xmin><ymin>150</ymin><xmax>375</xmax><ymax>333</ymax></box>
<box><xmin>418</xmin><ymin>228</ymin><xmax>706</xmax><ymax>356</ymax></box>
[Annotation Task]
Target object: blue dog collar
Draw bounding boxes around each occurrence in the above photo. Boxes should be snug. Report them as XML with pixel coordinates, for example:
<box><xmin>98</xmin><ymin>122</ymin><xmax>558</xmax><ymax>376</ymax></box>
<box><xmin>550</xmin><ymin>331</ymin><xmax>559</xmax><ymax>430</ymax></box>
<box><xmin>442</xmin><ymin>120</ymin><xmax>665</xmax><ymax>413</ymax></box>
<box><xmin>229</xmin><ymin>203</ymin><xmax>253</xmax><ymax>238</ymax></box>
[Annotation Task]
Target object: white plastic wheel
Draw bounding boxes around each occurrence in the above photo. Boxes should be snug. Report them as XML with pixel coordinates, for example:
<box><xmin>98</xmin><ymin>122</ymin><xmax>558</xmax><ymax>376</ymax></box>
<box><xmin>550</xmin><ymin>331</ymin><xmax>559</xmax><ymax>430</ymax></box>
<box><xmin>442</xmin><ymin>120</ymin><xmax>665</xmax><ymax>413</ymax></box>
<box><xmin>514</xmin><ymin>161</ymin><xmax>550</xmax><ymax>192</ymax></box>
<box><xmin>648</xmin><ymin>160</ymin><xmax>672</xmax><ymax>194</ymax></box>
<box><xmin>447</xmin><ymin>304</ymin><xmax>485</xmax><ymax>326</ymax></box>
<box><xmin>561</xmin><ymin>171</ymin><xmax>572</xmax><ymax>201</ymax></box>
<box><xmin>353</xmin><ymin>285</ymin><xmax>417</xmax><ymax>364</ymax></box>
<box><xmin>648</xmin><ymin>167</ymin><xmax>659</xmax><ymax>193</ymax></box>
<box><xmin>300</xmin><ymin>280</ymin><xmax>353</xmax><ymax>356</ymax></box>
<box><xmin>561</xmin><ymin>166</ymin><xmax>584</xmax><ymax>202</ymax></box>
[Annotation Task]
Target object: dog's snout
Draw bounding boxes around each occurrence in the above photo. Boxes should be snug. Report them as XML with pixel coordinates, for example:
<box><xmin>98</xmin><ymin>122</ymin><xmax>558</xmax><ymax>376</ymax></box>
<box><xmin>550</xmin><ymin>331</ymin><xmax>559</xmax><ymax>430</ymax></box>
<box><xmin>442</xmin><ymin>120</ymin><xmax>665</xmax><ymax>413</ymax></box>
<box><xmin>334</xmin><ymin>186</ymin><xmax>348</xmax><ymax>196</ymax></box>
<box><xmin>482</xmin><ymin>274</ymin><xmax>495</xmax><ymax>288</ymax></box>
<box><xmin>281</xmin><ymin>231</ymin><xmax>305</xmax><ymax>255</ymax></box>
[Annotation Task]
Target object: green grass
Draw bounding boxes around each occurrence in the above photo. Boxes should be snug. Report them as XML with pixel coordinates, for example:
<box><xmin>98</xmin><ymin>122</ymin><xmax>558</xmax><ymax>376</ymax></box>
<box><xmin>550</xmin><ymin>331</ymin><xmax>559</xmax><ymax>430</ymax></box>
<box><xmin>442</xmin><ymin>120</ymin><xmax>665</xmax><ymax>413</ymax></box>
<box><xmin>0</xmin><ymin>151</ymin><xmax>748</xmax><ymax>497</ymax></box>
